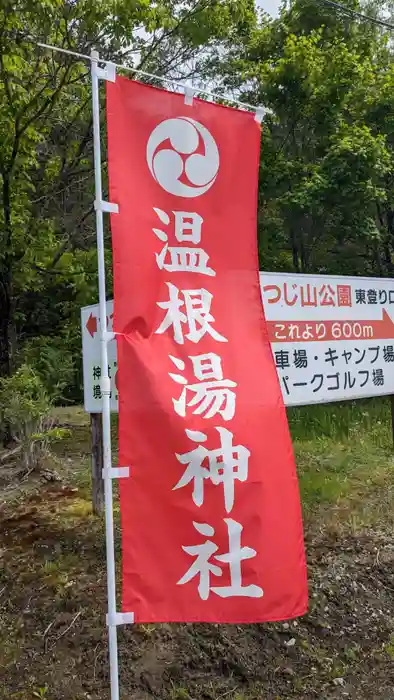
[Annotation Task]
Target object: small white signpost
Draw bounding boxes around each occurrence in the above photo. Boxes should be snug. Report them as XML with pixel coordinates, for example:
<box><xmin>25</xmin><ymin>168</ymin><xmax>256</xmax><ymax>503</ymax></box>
<box><xmin>81</xmin><ymin>300</ymin><xmax>117</xmax><ymax>413</ymax></box>
<box><xmin>81</xmin><ymin>272</ymin><xmax>394</xmax><ymax>411</ymax></box>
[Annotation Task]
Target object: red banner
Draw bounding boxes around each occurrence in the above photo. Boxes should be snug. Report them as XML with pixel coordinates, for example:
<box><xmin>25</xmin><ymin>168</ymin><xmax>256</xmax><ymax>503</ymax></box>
<box><xmin>107</xmin><ymin>77</ymin><xmax>307</xmax><ymax>623</ymax></box>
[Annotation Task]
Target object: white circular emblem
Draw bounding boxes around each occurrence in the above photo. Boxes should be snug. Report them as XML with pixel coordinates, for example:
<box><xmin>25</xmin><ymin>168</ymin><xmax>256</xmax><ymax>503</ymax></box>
<box><xmin>146</xmin><ymin>117</ymin><xmax>219</xmax><ymax>198</ymax></box>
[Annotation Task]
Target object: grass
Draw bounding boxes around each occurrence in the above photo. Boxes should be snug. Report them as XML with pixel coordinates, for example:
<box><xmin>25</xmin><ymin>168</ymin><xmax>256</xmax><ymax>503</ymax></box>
<box><xmin>288</xmin><ymin>396</ymin><xmax>391</xmax><ymax>443</ymax></box>
<box><xmin>287</xmin><ymin>397</ymin><xmax>394</xmax><ymax>527</ymax></box>
<box><xmin>31</xmin><ymin>397</ymin><xmax>394</xmax><ymax>545</ymax></box>
<box><xmin>384</xmin><ymin>635</ymin><xmax>394</xmax><ymax>660</ymax></box>
<box><xmin>51</xmin><ymin>397</ymin><xmax>394</xmax><ymax>531</ymax></box>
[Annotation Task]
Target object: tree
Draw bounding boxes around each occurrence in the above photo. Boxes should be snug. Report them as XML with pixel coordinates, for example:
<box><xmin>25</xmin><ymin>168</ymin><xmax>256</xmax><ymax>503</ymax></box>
<box><xmin>213</xmin><ymin>0</ymin><xmax>394</xmax><ymax>275</ymax></box>
<box><xmin>0</xmin><ymin>0</ymin><xmax>257</xmax><ymax>389</ymax></box>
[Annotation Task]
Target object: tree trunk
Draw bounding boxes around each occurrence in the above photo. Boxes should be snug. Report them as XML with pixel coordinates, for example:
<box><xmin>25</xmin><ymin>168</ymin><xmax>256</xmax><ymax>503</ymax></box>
<box><xmin>1</xmin><ymin>171</ymin><xmax>13</xmax><ymax>378</ymax></box>
<box><xmin>0</xmin><ymin>269</ymin><xmax>11</xmax><ymax>377</ymax></box>
<box><xmin>290</xmin><ymin>227</ymin><xmax>300</xmax><ymax>272</ymax></box>
<box><xmin>385</xmin><ymin>206</ymin><xmax>394</xmax><ymax>275</ymax></box>
<box><xmin>0</xmin><ymin>267</ymin><xmax>13</xmax><ymax>446</ymax></box>
<box><xmin>90</xmin><ymin>412</ymin><xmax>105</xmax><ymax>515</ymax></box>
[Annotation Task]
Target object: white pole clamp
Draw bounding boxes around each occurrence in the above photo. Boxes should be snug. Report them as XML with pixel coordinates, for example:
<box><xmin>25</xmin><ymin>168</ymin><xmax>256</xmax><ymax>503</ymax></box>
<box><xmin>101</xmin><ymin>376</ymin><xmax>111</xmax><ymax>396</ymax></box>
<box><xmin>106</xmin><ymin>612</ymin><xmax>135</xmax><ymax>626</ymax></box>
<box><xmin>102</xmin><ymin>467</ymin><xmax>130</xmax><ymax>479</ymax></box>
<box><xmin>94</xmin><ymin>200</ymin><xmax>119</xmax><ymax>214</ymax></box>
<box><xmin>102</xmin><ymin>331</ymin><xmax>115</xmax><ymax>343</ymax></box>
<box><xmin>93</xmin><ymin>61</ymin><xmax>116</xmax><ymax>83</ymax></box>
<box><xmin>255</xmin><ymin>106</ymin><xmax>265</xmax><ymax>124</ymax></box>
<box><xmin>184</xmin><ymin>86</ymin><xmax>194</xmax><ymax>106</ymax></box>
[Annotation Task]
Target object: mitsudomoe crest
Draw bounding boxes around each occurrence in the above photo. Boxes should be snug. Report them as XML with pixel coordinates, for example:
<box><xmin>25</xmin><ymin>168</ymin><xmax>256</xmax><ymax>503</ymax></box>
<box><xmin>146</xmin><ymin>117</ymin><xmax>219</xmax><ymax>198</ymax></box>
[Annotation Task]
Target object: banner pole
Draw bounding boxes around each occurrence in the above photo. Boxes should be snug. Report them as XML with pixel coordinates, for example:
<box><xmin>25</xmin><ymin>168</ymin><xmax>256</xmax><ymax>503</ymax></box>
<box><xmin>90</xmin><ymin>49</ymin><xmax>120</xmax><ymax>700</ymax></box>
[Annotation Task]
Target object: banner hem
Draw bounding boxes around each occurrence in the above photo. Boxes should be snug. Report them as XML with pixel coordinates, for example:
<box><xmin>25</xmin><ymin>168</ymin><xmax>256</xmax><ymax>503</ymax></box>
<box><xmin>121</xmin><ymin>605</ymin><xmax>309</xmax><ymax>625</ymax></box>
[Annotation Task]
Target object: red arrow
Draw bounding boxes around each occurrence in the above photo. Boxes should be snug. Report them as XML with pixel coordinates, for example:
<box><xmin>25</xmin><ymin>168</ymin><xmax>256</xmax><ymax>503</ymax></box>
<box><xmin>86</xmin><ymin>312</ymin><xmax>98</xmax><ymax>338</ymax></box>
<box><xmin>267</xmin><ymin>309</ymin><xmax>394</xmax><ymax>343</ymax></box>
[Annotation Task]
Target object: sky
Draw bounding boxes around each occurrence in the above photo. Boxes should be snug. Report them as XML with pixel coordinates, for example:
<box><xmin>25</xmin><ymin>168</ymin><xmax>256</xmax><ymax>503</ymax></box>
<box><xmin>257</xmin><ymin>0</ymin><xmax>282</xmax><ymax>17</ymax></box>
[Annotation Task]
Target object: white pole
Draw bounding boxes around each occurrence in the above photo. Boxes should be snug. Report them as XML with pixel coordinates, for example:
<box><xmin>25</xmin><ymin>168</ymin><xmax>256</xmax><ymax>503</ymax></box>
<box><xmin>90</xmin><ymin>49</ymin><xmax>120</xmax><ymax>700</ymax></box>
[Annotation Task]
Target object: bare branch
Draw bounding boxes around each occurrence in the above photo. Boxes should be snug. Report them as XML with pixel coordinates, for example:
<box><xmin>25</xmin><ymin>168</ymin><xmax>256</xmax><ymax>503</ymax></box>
<box><xmin>137</xmin><ymin>0</ymin><xmax>212</xmax><ymax>71</ymax></box>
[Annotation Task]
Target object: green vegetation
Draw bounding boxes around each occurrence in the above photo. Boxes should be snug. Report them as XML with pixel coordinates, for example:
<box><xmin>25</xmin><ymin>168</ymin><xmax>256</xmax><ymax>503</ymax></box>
<box><xmin>290</xmin><ymin>399</ymin><xmax>394</xmax><ymax>526</ymax></box>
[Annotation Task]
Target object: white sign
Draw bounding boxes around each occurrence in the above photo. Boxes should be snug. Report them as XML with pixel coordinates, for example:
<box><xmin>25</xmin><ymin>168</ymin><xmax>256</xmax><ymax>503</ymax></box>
<box><xmin>81</xmin><ymin>301</ymin><xmax>117</xmax><ymax>413</ymax></box>
<box><xmin>81</xmin><ymin>272</ymin><xmax>394</xmax><ymax>411</ymax></box>
<box><xmin>262</xmin><ymin>272</ymin><xmax>394</xmax><ymax>406</ymax></box>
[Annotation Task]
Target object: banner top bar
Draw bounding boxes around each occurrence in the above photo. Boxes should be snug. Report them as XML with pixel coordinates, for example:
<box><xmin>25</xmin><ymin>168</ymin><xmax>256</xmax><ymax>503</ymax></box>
<box><xmin>36</xmin><ymin>42</ymin><xmax>266</xmax><ymax>116</ymax></box>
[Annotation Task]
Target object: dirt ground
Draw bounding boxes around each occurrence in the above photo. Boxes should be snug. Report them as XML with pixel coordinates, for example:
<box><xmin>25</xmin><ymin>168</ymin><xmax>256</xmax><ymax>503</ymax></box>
<box><xmin>1</xmin><ymin>407</ymin><xmax>394</xmax><ymax>700</ymax></box>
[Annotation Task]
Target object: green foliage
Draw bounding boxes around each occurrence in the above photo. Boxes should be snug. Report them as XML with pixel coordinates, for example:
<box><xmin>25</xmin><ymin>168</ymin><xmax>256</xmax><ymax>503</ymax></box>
<box><xmin>0</xmin><ymin>364</ymin><xmax>55</xmax><ymax>468</ymax></box>
<box><xmin>384</xmin><ymin>635</ymin><xmax>394</xmax><ymax>659</ymax></box>
<box><xmin>21</xmin><ymin>336</ymin><xmax>77</xmax><ymax>404</ymax></box>
<box><xmin>216</xmin><ymin>0</ymin><xmax>394</xmax><ymax>275</ymax></box>
<box><xmin>32</xmin><ymin>687</ymin><xmax>49</xmax><ymax>700</ymax></box>
<box><xmin>0</xmin><ymin>0</ymin><xmax>255</xmax><ymax>411</ymax></box>
<box><xmin>0</xmin><ymin>364</ymin><xmax>50</xmax><ymax>432</ymax></box>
